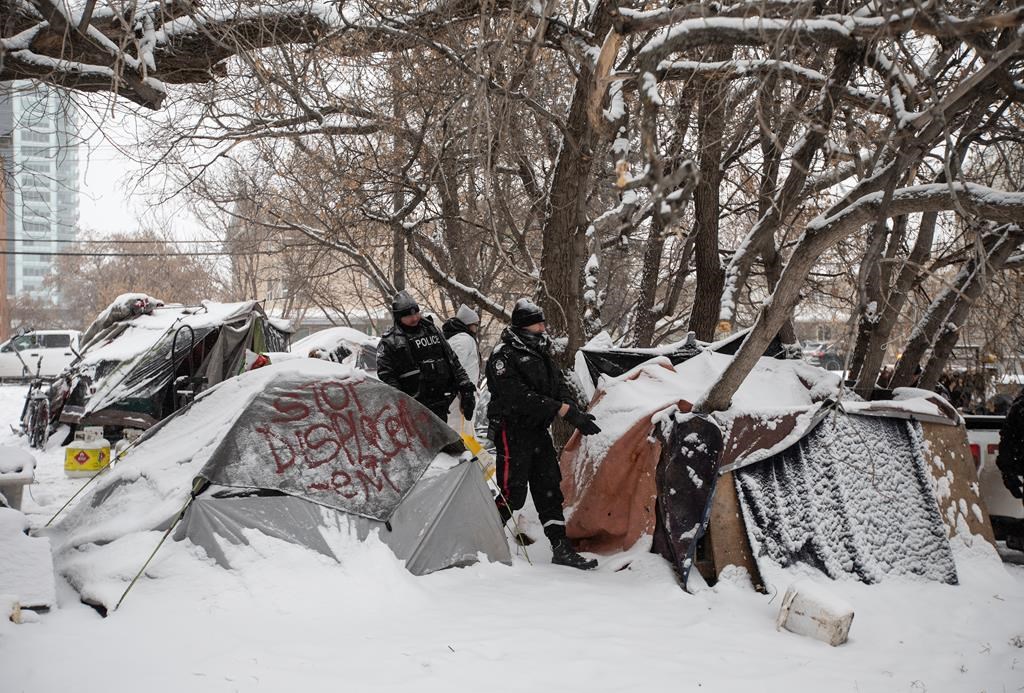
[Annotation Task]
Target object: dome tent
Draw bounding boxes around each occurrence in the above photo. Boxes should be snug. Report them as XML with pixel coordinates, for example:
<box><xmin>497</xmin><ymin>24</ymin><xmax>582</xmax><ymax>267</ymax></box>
<box><xmin>49</xmin><ymin>360</ymin><xmax>510</xmax><ymax>613</ymax></box>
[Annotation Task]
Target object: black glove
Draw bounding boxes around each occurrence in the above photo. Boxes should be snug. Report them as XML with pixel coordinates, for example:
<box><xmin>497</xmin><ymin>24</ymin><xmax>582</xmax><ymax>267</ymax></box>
<box><xmin>1003</xmin><ymin>472</ymin><xmax>1024</xmax><ymax>499</ymax></box>
<box><xmin>460</xmin><ymin>389</ymin><xmax>476</xmax><ymax>420</ymax></box>
<box><xmin>564</xmin><ymin>406</ymin><xmax>601</xmax><ymax>436</ymax></box>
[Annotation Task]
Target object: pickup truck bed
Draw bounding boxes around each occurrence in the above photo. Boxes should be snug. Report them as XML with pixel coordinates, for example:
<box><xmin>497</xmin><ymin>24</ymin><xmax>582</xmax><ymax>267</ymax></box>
<box><xmin>964</xmin><ymin>415</ymin><xmax>1023</xmax><ymax>540</ymax></box>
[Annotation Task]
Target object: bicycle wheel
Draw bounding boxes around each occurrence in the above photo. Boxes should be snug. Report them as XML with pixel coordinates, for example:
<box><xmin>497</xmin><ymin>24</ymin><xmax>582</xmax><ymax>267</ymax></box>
<box><xmin>28</xmin><ymin>399</ymin><xmax>49</xmax><ymax>449</ymax></box>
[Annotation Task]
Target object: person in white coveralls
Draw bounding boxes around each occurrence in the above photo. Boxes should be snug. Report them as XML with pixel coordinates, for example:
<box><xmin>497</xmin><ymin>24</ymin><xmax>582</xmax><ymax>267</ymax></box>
<box><xmin>442</xmin><ymin>304</ymin><xmax>481</xmax><ymax>430</ymax></box>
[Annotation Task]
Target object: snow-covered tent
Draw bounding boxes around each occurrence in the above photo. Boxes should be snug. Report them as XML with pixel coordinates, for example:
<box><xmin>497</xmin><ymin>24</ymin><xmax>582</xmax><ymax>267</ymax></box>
<box><xmin>290</xmin><ymin>326</ymin><xmax>380</xmax><ymax>373</ymax></box>
<box><xmin>575</xmin><ymin>327</ymin><xmax>793</xmax><ymax>396</ymax></box>
<box><xmin>561</xmin><ymin>352</ymin><xmax>995</xmax><ymax>590</ymax></box>
<box><xmin>55</xmin><ymin>297</ymin><xmax>292</xmax><ymax>433</ymax></box>
<box><xmin>49</xmin><ymin>360</ymin><xmax>510</xmax><ymax>612</ymax></box>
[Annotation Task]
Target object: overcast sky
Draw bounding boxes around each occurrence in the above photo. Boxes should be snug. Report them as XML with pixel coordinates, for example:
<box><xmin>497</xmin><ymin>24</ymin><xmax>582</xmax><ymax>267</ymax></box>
<box><xmin>76</xmin><ymin>104</ymin><xmax>204</xmax><ymax>239</ymax></box>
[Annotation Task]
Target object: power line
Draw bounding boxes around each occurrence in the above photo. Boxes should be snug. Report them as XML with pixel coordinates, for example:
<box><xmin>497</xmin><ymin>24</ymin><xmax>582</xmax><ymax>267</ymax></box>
<box><xmin>2</xmin><ymin>237</ymin><xmax>224</xmax><ymax>245</ymax></box>
<box><xmin>0</xmin><ymin>236</ymin><xmax>325</xmax><ymax>246</ymax></box>
<box><xmin>0</xmin><ymin>247</ymin><xmax>322</xmax><ymax>258</ymax></box>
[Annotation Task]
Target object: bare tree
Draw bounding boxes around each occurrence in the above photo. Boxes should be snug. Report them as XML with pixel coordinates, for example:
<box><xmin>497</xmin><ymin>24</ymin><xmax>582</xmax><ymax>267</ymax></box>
<box><xmin>6</xmin><ymin>0</ymin><xmax>1024</xmax><ymax>412</ymax></box>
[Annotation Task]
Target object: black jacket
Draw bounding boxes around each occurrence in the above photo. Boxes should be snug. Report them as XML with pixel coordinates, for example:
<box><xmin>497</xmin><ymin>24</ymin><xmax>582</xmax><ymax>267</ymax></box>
<box><xmin>485</xmin><ymin>327</ymin><xmax>572</xmax><ymax>427</ymax></box>
<box><xmin>376</xmin><ymin>316</ymin><xmax>473</xmax><ymax>411</ymax></box>
<box><xmin>442</xmin><ymin>317</ymin><xmax>474</xmax><ymax>340</ymax></box>
<box><xmin>997</xmin><ymin>387</ymin><xmax>1024</xmax><ymax>477</ymax></box>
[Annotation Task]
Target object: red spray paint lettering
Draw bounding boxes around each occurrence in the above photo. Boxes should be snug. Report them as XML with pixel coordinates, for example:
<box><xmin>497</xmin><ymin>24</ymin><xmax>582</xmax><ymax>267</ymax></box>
<box><xmin>254</xmin><ymin>380</ymin><xmax>436</xmax><ymax>503</ymax></box>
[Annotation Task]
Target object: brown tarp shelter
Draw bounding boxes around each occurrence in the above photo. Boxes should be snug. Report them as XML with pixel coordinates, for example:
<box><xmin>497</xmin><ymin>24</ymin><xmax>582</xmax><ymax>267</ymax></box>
<box><xmin>560</xmin><ymin>353</ymin><xmax>995</xmax><ymax>586</ymax></box>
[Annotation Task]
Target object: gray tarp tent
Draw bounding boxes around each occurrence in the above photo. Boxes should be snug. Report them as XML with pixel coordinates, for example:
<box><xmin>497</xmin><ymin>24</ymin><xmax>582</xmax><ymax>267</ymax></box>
<box><xmin>178</xmin><ymin>460</ymin><xmax>506</xmax><ymax>576</ymax></box>
<box><xmin>53</xmin><ymin>361</ymin><xmax>510</xmax><ymax>611</ymax></box>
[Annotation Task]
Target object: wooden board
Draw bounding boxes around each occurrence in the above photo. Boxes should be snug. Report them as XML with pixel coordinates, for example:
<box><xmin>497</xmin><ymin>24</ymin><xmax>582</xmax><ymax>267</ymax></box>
<box><xmin>919</xmin><ymin>421</ymin><xmax>996</xmax><ymax>547</ymax></box>
<box><xmin>704</xmin><ymin>470</ymin><xmax>764</xmax><ymax>590</ymax></box>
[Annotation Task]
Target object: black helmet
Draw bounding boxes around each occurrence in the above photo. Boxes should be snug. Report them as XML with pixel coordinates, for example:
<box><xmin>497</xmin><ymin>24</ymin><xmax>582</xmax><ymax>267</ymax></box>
<box><xmin>511</xmin><ymin>298</ymin><xmax>545</xmax><ymax>328</ymax></box>
<box><xmin>391</xmin><ymin>290</ymin><xmax>420</xmax><ymax>318</ymax></box>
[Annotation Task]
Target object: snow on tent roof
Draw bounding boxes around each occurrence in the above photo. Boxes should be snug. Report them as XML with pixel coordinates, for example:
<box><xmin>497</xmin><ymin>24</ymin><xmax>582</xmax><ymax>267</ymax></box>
<box><xmin>582</xmin><ymin>350</ymin><xmax>840</xmax><ymax>451</ymax></box>
<box><xmin>575</xmin><ymin>350</ymin><xmax>955</xmax><ymax>476</ymax></box>
<box><xmin>80</xmin><ymin>301</ymin><xmax>260</xmax><ymax>366</ymax></box>
<box><xmin>70</xmin><ymin>300</ymin><xmax>290</xmax><ymax>421</ymax></box>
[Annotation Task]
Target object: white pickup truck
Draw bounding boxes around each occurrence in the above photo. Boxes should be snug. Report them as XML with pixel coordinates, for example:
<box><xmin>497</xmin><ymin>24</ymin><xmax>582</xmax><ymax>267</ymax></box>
<box><xmin>964</xmin><ymin>415</ymin><xmax>1023</xmax><ymax>538</ymax></box>
<box><xmin>0</xmin><ymin>330</ymin><xmax>81</xmax><ymax>380</ymax></box>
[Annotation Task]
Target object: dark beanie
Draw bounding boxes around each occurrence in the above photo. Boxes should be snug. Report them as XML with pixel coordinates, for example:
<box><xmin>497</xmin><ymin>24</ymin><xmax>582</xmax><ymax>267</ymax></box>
<box><xmin>511</xmin><ymin>298</ymin><xmax>545</xmax><ymax>328</ymax></box>
<box><xmin>391</xmin><ymin>290</ymin><xmax>419</xmax><ymax>318</ymax></box>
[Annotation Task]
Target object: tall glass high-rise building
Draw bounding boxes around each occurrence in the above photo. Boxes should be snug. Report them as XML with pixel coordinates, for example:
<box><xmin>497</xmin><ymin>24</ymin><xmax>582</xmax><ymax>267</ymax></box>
<box><xmin>0</xmin><ymin>83</ymin><xmax>80</xmax><ymax>299</ymax></box>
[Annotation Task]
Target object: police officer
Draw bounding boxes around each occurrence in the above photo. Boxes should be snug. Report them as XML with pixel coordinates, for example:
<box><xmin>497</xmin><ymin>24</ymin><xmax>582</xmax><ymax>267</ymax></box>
<box><xmin>486</xmin><ymin>298</ymin><xmax>601</xmax><ymax>570</ymax></box>
<box><xmin>377</xmin><ymin>290</ymin><xmax>475</xmax><ymax>421</ymax></box>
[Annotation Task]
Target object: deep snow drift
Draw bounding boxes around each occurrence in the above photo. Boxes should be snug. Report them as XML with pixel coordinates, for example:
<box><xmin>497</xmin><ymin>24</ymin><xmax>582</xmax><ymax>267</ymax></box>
<box><xmin>1</xmin><ymin>383</ymin><xmax>1023</xmax><ymax>692</ymax></box>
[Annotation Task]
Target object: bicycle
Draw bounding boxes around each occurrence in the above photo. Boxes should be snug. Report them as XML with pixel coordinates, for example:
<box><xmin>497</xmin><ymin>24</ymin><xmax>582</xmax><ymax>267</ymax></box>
<box><xmin>19</xmin><ymin>355</ymin><xmax>51</xmax><ymax>449</ymax></box>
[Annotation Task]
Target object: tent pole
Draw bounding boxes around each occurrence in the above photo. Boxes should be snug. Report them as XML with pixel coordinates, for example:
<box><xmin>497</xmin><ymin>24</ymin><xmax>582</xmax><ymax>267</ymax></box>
<box><xmin>471</xmin><ymin>455</ymin><xmax>532</xmax><ymax>564</ymax></box>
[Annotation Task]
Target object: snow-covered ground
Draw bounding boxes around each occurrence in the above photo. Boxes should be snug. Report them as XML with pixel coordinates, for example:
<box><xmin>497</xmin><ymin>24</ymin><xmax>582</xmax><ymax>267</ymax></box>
<box><xmin>1</xmin><ymin>384</ymin><xmax>1023</xmax><ymax>692</ymax></box>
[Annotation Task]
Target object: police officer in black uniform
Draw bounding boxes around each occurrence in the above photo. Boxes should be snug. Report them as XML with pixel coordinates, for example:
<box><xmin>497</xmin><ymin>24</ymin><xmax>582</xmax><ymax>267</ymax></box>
<box><xmin>486</xmin><ymin>298</ymin><xmax>602</xmax><ymax>570</ymax></box>
<box><xmin>377</xmin><ymin>290</ymin><xmax>476</xmax><ymax>421</ymax></box>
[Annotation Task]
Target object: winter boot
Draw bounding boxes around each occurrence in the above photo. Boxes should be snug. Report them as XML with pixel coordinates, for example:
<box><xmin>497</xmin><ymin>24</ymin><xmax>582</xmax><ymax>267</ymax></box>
<box><xmin>551</xmin><ymin>537</ymin><xmax>598</xmax><ymax>570</ymax></box>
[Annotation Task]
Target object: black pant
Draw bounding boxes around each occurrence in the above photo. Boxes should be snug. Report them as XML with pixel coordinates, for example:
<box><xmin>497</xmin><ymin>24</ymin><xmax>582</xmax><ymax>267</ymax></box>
<box><xmin>492</xmin><ymin>420</ymin><xmax>566</xmax><ymax>541</ymax></box>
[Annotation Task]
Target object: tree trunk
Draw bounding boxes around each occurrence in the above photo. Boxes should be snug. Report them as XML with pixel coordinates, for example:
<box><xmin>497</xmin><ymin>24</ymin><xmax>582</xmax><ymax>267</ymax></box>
<box><xmin>538</xmin><ymin>5</ymin><xmax>614</xmax><ymax>364</ymax></box>
<box><xmin>437</xmin><ymin>152</ymin><xmax>473</xmax><ymax>290</ymax></box>
<box><xmin>762</xmin><ymin>243</ymin><xmax>797</xmax><ymax>344</ymax></box>
<box><xmin>633</xmin><ymin>217</ymin><xmax>666</xmax><ymax>347</ymax></box>
<box><xmin>687</xmin><ymin>50</ymin><xmax>731</xmax><ymax>340</ymax></box>
<box><xmin>847</xmin><ymin>217</ymin><xmax>895</xmax><ymax>385</ymax></box>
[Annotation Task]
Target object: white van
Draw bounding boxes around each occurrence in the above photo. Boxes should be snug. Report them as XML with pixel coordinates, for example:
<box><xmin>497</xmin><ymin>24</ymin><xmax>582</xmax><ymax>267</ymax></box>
<box><xmin>0</xmin><ymin>330</ymin><xmax>82</xmax><ymax>379</ymax></box>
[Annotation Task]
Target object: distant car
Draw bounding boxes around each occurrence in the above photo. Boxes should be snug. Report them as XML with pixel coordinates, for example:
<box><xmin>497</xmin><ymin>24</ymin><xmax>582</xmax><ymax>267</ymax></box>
<box><xmin>802</xmin><ymin>341</ymin><xmax>845</xmax><ymax>371</ymax></box>
<box><xmin>0</xmin><ymin>330</ymin><xmax>81</xmax><ymax>379</ymax></box>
